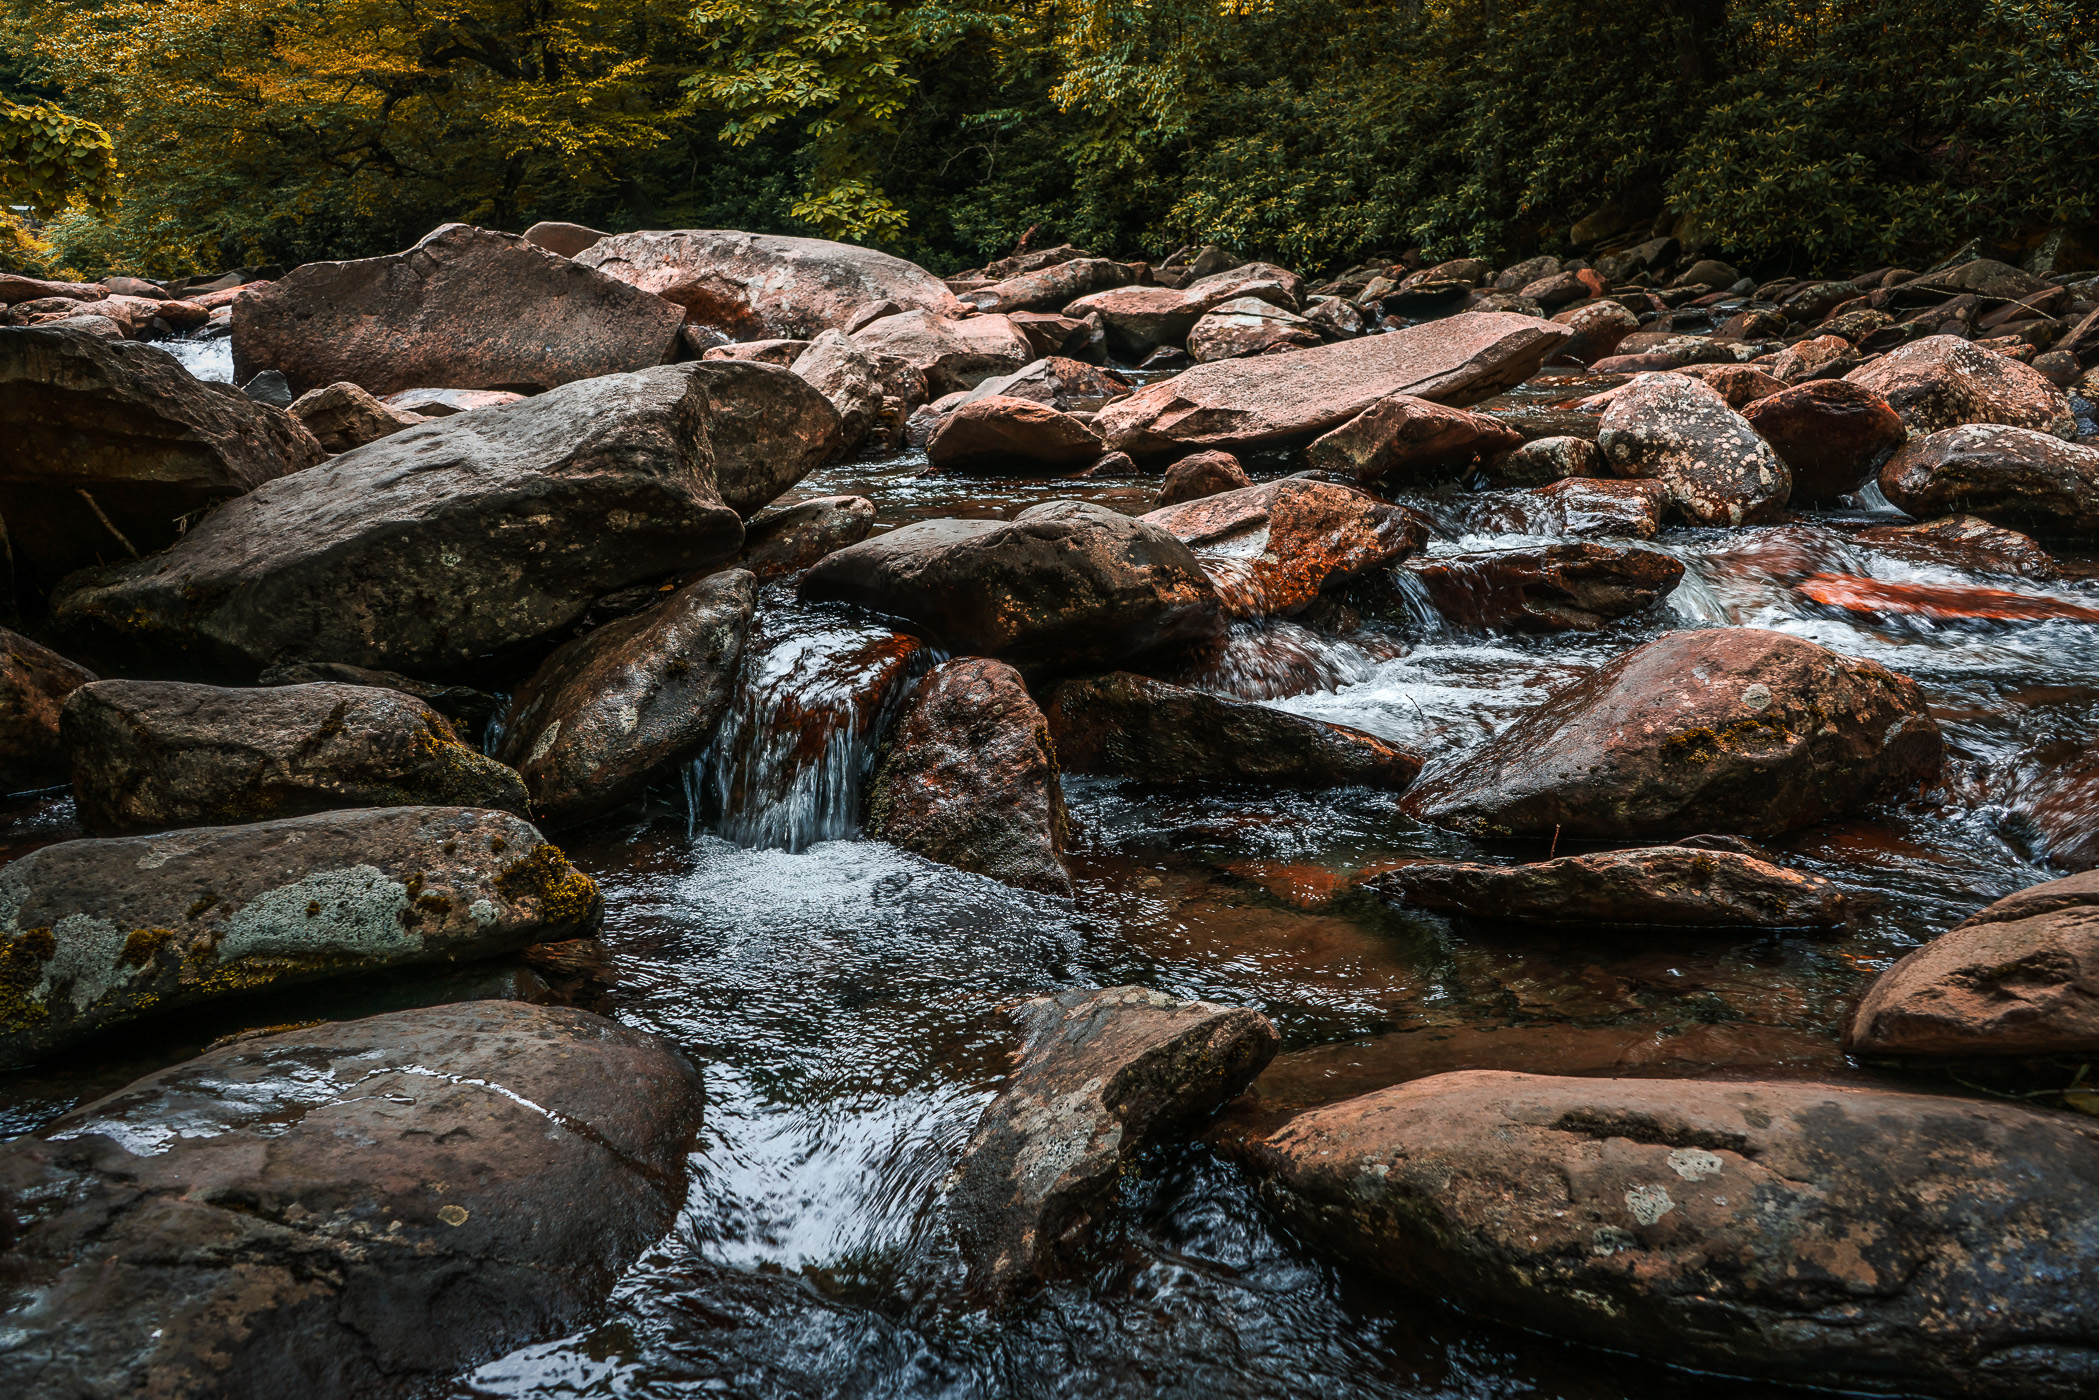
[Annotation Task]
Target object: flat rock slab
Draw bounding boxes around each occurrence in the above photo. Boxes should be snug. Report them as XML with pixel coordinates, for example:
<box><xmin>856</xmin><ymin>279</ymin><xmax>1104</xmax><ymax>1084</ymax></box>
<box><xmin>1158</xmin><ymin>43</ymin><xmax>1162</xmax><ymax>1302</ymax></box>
<box><xmin>948</xmin><ymin>986</ymin><xmax>1277</xmax><ymax>1299</ymax></box>
<box><xmin>1045</xmin><ymin>671</ymin><xmax>1421</xmax><ymax>789</ymax></box>
<box><xmin>1095</xmin><ymin>313</ymin><xmax>1571</xmax><ymax>459</ymax></box>
<box><xmin>1365</xmin><ymin>846</ymin><xmax>1849</xmax><ymax>928</ymax></box>
<box><xmin>0</xmin><ymin>806</ymin><xmax>599</xmax><ymax>1065</ymax></box>
<box><xmin>233</xmin><ymin>224</ymin><xmax>686</xmax><ymax>396</ymax></box>
<box><xmin>1847</xmin><ymin>870</ymin><xmax>2099</xmax><ymax>1056</ymax></box>
<box><xmin>0</xmin><ymin>1001</ymin><xmax>700</xmax><ymax>1395</ymax></box>
<box><xmin>1236</xmin><ymin>1070</ymin><xmax>2099</xmax><ymax>1398</ymax></box>
<box><xmin>63</xmin><ymin>680</ymin><xmax>527</xmax><ymax>835</ymax></box>
<box><xmin>1404</xmin><ymin>628</ymin><xmax>1942</xmax><ymax>838</ymax></box>
<box><xmin>0</xmin><ymin>326</ymin><xmax>324</xmax><ymax>591</ymax></box>
<box><xmin>51</xmin><ymin>365</ymin><xmax>745</xmax><ymax>679</ymax></box>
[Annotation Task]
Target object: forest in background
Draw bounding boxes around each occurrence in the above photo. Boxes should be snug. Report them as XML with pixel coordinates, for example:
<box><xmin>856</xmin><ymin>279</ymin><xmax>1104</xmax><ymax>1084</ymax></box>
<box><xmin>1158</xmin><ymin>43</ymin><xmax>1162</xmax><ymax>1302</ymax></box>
<box><xmin>2</xmin><ymin>0</ymin><xmax>2095</xmax><ymax>282</ymax></box>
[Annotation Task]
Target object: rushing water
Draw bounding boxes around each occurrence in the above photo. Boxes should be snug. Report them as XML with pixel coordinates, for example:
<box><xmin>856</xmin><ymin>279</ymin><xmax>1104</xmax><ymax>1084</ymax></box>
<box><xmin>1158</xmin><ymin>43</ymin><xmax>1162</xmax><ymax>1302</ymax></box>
<box><xmin>7</xmin><ymin>405</ymin><xmax>2099</xmax><ymax>1397</ymax></box>
<box><xmin>154</xmin><ymin>331</ymin><xmax>235</xmax><ymax>382</ymax></box>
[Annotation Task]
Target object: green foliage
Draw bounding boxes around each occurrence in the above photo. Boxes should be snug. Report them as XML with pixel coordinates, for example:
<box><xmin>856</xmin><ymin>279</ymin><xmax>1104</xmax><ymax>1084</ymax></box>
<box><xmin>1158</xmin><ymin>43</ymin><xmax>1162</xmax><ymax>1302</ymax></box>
<box><xmin>0</xmin><ymin>94</ymin><xmax>115</xmax><ymax>213</ymax></box>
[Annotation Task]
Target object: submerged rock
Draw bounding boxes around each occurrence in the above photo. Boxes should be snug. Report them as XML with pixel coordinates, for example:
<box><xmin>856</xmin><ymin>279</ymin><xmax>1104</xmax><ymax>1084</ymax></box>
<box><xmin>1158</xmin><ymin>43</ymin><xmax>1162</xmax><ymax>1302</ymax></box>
<box><xmin>1878</xmin><ymin>423</ymin><xmax>2099</xmax><ymax>536</ymax></box>
<box><xmin>1440</xmin><ymin>478</ymin><xmax>1670</xmax><ymax>540</ymax></box>
<box><xmin>867</xmin><ymin>657</ymin><xmax>1071</xmax><ymax>896</ymax></box>
<box><xmin>1044</xmin><ymin>671</ymin><xmax>1422</xmax><ymax>789</ymax></box>
<box><xmin>0</xmin><ymin>1001</ymin><xmax>699</xmax><ymax>1394</ymax></box>
<box><xmin>1366</xmin><ymin>846</ymin><xmax>1849</xmax><ymax>928</ymax></box>
<box><xmin>496</xmin><ymin>570</ymin><xmax>755</xmax><ymax>830</ymax></box>
<box><xmin>800</xmin><ymin>501</ymin><xmax>1223</xmax><ymax>670</ymax></box>
<box><xmin>1853</xmin><ymin>514</ymin><xmax>2058</xmax><ymax>579</ymax></box>
<box><xmin>1143</xmin><ymin>477</ymin><xmax>1429</xmax><ymax>618</ymax></box>
<box><xmin>0</xmin><ymin>628</ymin><xmax>94</xmax><ymax>792</ymax></box>
<box><xmin>1846</xmin><ymin>871</ymin><xmax>2099</xmax><ymax>1056</ymax></box>
<box><xmin>63</xmin><ymin>680</ymin><xmax>527</xmax><ymax>835</ymax></box>
<box><xmin>1404</xmin><ymin>543</ymin><xmax>1682</xmax><ymax>631</ymax></box>
<box><xmin>233</xmin><ymin>224</ymin><xmax>686</xmax><ymax>395</ymax></box>
<box><xmin>1404</xmin><ymin>629</ymin><xmax>1942</xmax><ymax>838</ymax></box>
<box><xmin>50</xmin><ymin>365</ymin><xmax>745</xmax><ymax>678</ymax></box>
<box><xmin>0</xmin><ymin>807</ymin><xmax>599</xmax><ymax>1064</ymax></box>
<box><xmin>948</xmin><ymin>987</ymin><xmax>1277</xmax><ymax>1299</ymax></box>
<box><xmin>1238</xmin><ymin>1070</ymin><xmax>2099</xmax><ymax>1399</ymax></box>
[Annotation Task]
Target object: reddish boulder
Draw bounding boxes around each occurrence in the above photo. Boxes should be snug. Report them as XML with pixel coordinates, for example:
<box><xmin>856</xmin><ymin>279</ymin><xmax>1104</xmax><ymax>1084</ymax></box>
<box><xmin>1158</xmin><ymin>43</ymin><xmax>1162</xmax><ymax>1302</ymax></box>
<box><xmin>1670</xmin><ymin>362</ymin><xmax>1786</xmax><ymax>408</ymax></box>
<box><xmin>736</xmin><ymin>496</ymin><xmax>875</xmax><ymax>579</ymax></box>
<box><xmin>1154</xmin><ymin>450</ymin><xmax>1252</xmax><ymax>506</ymax></box>
<box><xmin>1065</xmin><ymin>264</ymin><xmax>1299</xmax><ymax>358</ymax></box>
<box><xmin>849</xmin><ymin>309</ymin><xmax>1033</xmax><ymax>396</ymax></box>
<box><xmin>1845</xmin><ymin>333</ymin><xmax>2076</xmax><ymax>438</ymax></box>
<box><xmin>1143</xmin><ymin>477</ymin><xmax>1429</xmax><ymax>618</ymax></box>
<box><xmin>1741</xmin><ymin>379</ymin><xmax>1906</xmax><ymax>500</ymax></box>
<box><xmin>1478</xmin><ymin>435</ymin><xmax>1604</xmax><ymax>487</ymax></box>
<box><xmin>287</xmin><ymin>380</ymin><xmax>428</xmax><ymax>453</ymax></box>
<box><xmin>960</xmin><ymin>257</ymin><xmax>1131</xmax><ymax>314</ymax></box>
<box><xmin>926</xmin><ymin>394</ymin><xmax>1102</xmax><ymax>473</ymax></box>
<box><xmin>1186</xmin><ymin>297</ymin><xmax>1323</xmax><ymax>361</ymax></box>
<box><xmin>1847</xmin><ymin>871</ymin><xmax>2099</xmax><ymax>1055</ymax></box>
<box><xmin>867</xmin><ymin>657</ymin><xmax>1071</xmax><ymax>895</ymax></box>
<box><xmin>0</xmin><ymin>627</ymin><xmax>94</xmax><ymax>791</ymax></box>
<box><xmin>233</xmin><ymin>224</ymin><xmax>686</xmax><ymax>395</ymax></box>
<box><xmin>1764</xmin><ymin>333</ymin><xmax>1858</xmax><ymax>383</ymax></box>
<box><xmin>1548</xmin><ymin>298</ymin><xmax>1639</xmax><ymax>364</ymax></box>
<box><xmin>1404</xmin><ymin>628</ymin><xmax>1942</xmax><ymax>837</ymax></box>
<box><xmin>1799</xmin><ymin>573</ymin><xmax>2099</xmax><ymax>625</ymax></box>
<box><xmin>1404</xmin><ymin>543</ymin><xmax>1682</xmax><ymax>631</ymax></box>
<box><xmin>1855</xmin><ymin>514</ymin><xmax>2058</xmax><ymax>578</ymax></box>
<box><xmin>1304</xmin><ymin>393</ymin><xmax>1523</xmax><ymax>483</ymax></box>
<box><xmin>1366</xmin><ymin>846</ymin><xmax>1849</xmax><ymax>927</ymax></box>
<box><xmin>1879</xmin><ymin>423</ymin><xmax>2099</xmax><ymax>536</ymax></box>
<box><xmin>1598</xmin><ymin>373</ymin><xmax>1790</xmax><ymax>525</ymax></box>
<box><xmin>0</xmin><ymin>274</ymin><xmax>105</xmax><ymax>304</ymax></box>
<box><xmin>1238</xmin><ymin>1071</ymin><xmax>2099</xmax><ymax>1399</ymax></box>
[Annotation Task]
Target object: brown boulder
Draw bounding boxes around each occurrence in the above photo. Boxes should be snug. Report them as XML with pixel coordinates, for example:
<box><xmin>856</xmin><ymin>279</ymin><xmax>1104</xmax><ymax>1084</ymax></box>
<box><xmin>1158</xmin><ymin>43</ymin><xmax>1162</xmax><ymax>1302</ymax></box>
<box><xmin>1096</xmin><ymin>313</ymin><xmax>1571</xmax><ymax>459</ymax></box>
<box><xmin>0</xmin><ymin>326</ymin><xmax>325</xmax><ymax>596</ymax></box>
<box><xmin>522</xmin><ymin>220</ymin><xmax>606</xmax><ymax>257</ymax></box>
<box><xmin>1044</xmin><ymin>671</ymin><xmax>1422</xmax><ymax>788</ymax></box>
<box><xmin>1404</xmin><ymin>628</ymin><xmax>1942</xmax><ymax>838</ymax></box>
<box><xmin>1879</xmin><ymin>423</ymin><xmax>2099</xmax><ymax>536</ymax></box>
<box><xmin>1066</xmin><ymin>264</ymin><xmax>1302</xmax><ymax>358</ymax></box>
<box><xmin>1671</xmin><ymin>362</ymin><xmax>1787</xmax><ymax>407</ymax></box>
<box><xmin>1404</xmin><ymin>543</ymin><xmax>1682</xmax><ymax>631</ymax></box>
<box><xmin>1855</xmin><ymin>514</ymin><xmax>2058</xmax><ymax>578</ymax></box>
<box><xmin>1845</xmin><ymin>333</ymin><xmax>2076</xmax><ymax>438</ymax></box>
<box><xmin>1305</xmin><ymin>393</ymin><xmax>1523</xmax><ymax>483</ymax></box>
<box><xmin>1478</xmin><ymin>435</ymin><xmax>1605</xmax><ymax>487</ymax></box>
<box><xmin>1238</xmin><ymin>1071</ymin><xmax>2099</xmax><ymax>1399</ymax></box>
<box><xmin>955</xmin><ymin>355</ymin><xmax>1128</xmax><ymax>412</ymax></box>
<box><xmin>0</xmin><ymin>274</ymin><xmax>104</xmax><ymax>304</ymax></box>
<box><xmin>287</xmin><ymin>380</ymin><xmax>429</xmax><ymax>453</ymax></box>
<box><xmin>799</xmin><ymin>501</ymin><xmax>1223</xmax><ymax>670</ymax></box>
<box><xmin>1143</xmin><ymin>477</ymin><xmax>1429</xmax><ymax>618</ymax></box>
<box><xmin>702</xmin><ymin>337</ymin><xmax>812</xmax><ymax>365</ymax></box>
<box><xmin>495</xmin><ymin>570</ymin><xmax>755</xmax><ymax>829</ymax></box>
<box><xmin>849</xmin><ymin>309</ymin><xmax>1033</xmax><ymax>396</ymax></box>
<box><xmin>1549</xmin><ymin>298</ymin><xmax>1640</xmax><ymax>364</ymax></box>
<box><xmin>233</xmin><ymin>224</ymin><xmax>686</xmax><ymax>396</ymax></box>
<box><xmin>1366</xmin><ymin>846</ymin><xmax>1849</xmax><ymax>928</ymax></box>
<box><xmin>1909</xmin><ymin>257</ymin><xmax>2054</xmax><ymax>301</ymax></box>
<box><xmin>867</xmin><ymin>657</ymin><xmax>1070</xmax><ymax>894</ymax></box>
<box><xmin>0</xmin><ymin>627</ymin><xmax>94</xmax><ymax>792</ymax></box>
<box><xmin>1598</xmin><ymin>373</ymin><xmax>1790</xmax><ymax>525</ymax></box>
<box><xmin>1765</xmin><ymin>333</ymin><xmax>1859</xmax><ymax>383</ymax></box>
<box><xmin>788</xmin><ymin>329</ymin><xmax>923</xmax><ymax>455</ymax></box>
<box><xmin>737</xmin><ymin>496</ymin><xmax>875</xmax><ymax>580</ymax></box>
<box><xmin>959</xmin><ymin>257</ymin><xmax>1132</xmax><ymax>314</ymax></box>
<box><xmin>1847</xmin><ymin>871</ymin><xmax>2099</xmax><ymax>1056</ymax></box>
<box><xmin>1440</xmin><ymin>478</ymin><xmax>1670</xmax><ymax>540</ymax></box>
<box><xmin>681</xmin><ymin>359</ymin><xmax>842</xmax><ymax>514</ymax></box>
<box><xmin>1741</xmin><ymin>378</ymin><xmax>1907</xmax><ymax>500</ymax></box>
<box><xmin>1154</xmin><ymin>450</ymin><xmax>1251</xmax><ymax>506</ymax></box>
<box><xmin>0</xmin><ymin>807</ymin><xmax>600</xmax><ymax>1065</ymax></box>
<box><xmin>925</xmin><ymin>394</ymin><xmax>1102</xmax><ymax>473</ymax></box>
<box><xmin>62</xmin><ymin>680</ymin><xmax>528</xmax><ymax>835</ymax></box>
<box><xmin>1186</xmin><ymin>296</ymin><xmax>1323</xmax><ymax>361</ymax></box>
<box><xmin>949</xmin><ymin>987</ymin><xmax>1277</xmax><ymax>1299</ymax></box>
<box><xmin>0</xmin><ymin>1002</ymin><xmax>700</xmax><ymax>1395</ymax></box>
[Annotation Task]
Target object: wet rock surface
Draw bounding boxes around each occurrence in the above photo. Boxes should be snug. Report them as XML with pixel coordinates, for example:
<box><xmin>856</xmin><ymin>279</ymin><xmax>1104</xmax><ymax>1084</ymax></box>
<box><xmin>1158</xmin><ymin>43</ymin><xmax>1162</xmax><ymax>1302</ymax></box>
<box><xmin>736</xmin><ymin>495</ymin><xmax>875</xmax><ymax>579</ymax></box>
<box><xmin>1879</xmin><ymin>423</ymin><xmax>2099</xmax><ymax>536</ymax></box>
<box><xmin>0</xmin><ymin>1001</ymin><xmax>700</xmax><ymax>1395</ymax></box>
<box><xmin>1598</xmin><ymin>373</ymin><xmax>1789</xmax><ymax>525</ymax></box>
<box><xmin>0</xmin><ymin>807</ymin><xmax>599</xmax><ymax>1064</ymax></box>
<box><xmin>233</xmin><ymin>224</ymin><xmax>685</xmax><ymax>396</ymax></box>
<box><xmin>1143</xmin><ymin>477</ymin><xmax>1429</xmax><ymax>618</ymax></box>
<box><xmin>1366</xmin><ymin>846</ymin><xmax>1850</xmax><ymax>928</ymax></box>
<box><xmin>63</xmin><ymin>680</ymin><xmax>527</xmax><ymax>834</ymax></box>
<box><xmin>1405</xmin><ymin>628</ymin><xmax>1942</xmax><ymax>837</ymax></box>
<box><xmin>1845</xmin><ymin>334</ymin><xmax>2076</xmax><ymax>439</ymax></box>
<box><xmin>1045</xmin><ymin>671</ymin><xmax>1422</xmax><ymax>788</ymax></box>
<box><xmin>681</xmin><ymin>359</ymin><xmax>843</xmax><ymax>514</ymax></box>
<box><xmin>1440</xmin><ymin>477</ymin><xmax>1671</xmax><ymax>539</ymax></box>
<box><xmin>948</xmin><ymin>986</ymin><xmax>1277</xmax><ymax>1298</ymax></box>
<box><xmin>496</xmin><ymin>570</ymin><xmax>756</xmax><ymax>829</ymax></box>
<box><xmin>0</xmin><ymin>628</ymin><xmax>94</xmax><ymax>792</ymax></box>
<box><xmin>1854</xmin><ymin>514</ymin><xmax>2059</xmax><ymax>578</ymax></box>
<box><xmin>867</xmin><ymin>657</ymin><xmax>1071</xmax><ymax>895</ymax></box>
<box><xmin>1237</xmin><ymin>1071</ymin><xmax>2099</xmax><ymax>1399</ymax></box>
<box><xmin>1304</xmin><ymin>394</ymin><xmax>1523</xmax><ymax>483</ymax></box>
<box><xmin>1404</xmin><ymin>542</ymin><xmax>1683</xmax><ymax>631</ymax></box>
<box><xmin>1740</xmin><ymin>378</ymin><xmax>1907</xmax><ymax>501</ymax></box>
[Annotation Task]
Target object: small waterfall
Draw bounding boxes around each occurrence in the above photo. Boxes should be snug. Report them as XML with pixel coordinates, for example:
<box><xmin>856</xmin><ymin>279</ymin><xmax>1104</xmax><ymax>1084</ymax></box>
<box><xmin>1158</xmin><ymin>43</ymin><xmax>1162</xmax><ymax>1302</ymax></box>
<box><xmin>1385</xmin><ymin>566</ymin><xmax>1449</xmax><ymax>635</ymax></box>
<box><xmin>1664</xmin><ymin>557</ymin><xmax>1731</xmax><ymax>626</ymax></box>
<box><xmin>691</xmin><ymin>611</ymin><xmax>931</xmax><ymax>851</ymax></box>
<box><xmin>1179</xmin><ymin>617</ymin><xmax>1397</xmax><ymax>701</ymax></box>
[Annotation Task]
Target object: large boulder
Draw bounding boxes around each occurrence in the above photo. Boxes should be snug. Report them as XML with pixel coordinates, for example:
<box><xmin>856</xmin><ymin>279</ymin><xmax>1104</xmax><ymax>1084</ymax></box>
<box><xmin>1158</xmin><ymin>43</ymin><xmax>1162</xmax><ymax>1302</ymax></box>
<box><xmin>1878</xmin><ymin>424</ymin><xmax>2099</xmax><ymax>536</ymax></box>
<box><xmin>576</xmin><ymin>228</ymin><xmax>960</xmax><ymax>339</ymax></box>
<box><xmin>1044</xmin><ymin>671</ymin><xmax>1422</xmax><ymax>788</ymax></box>
<box><xmin>232</xmin><ymin>224</ymin><xmax>686</xmax><ymax>396</ymax></box>
<box><xmin>1441</xmin><ymin>478</ymin><xmax>1670</xmax><ymax>540</ymax></box>
<box><xmin>849</xmin><ymin>309</ymin><xmax>1034</xmax><ymax>397</ymax></box>
<box><xmin>949</xmin><ymin>987</ymin><xmax>1278</xmax><ymax>1299</ymax></box>
<box><xmin>1740</xmin><ymin>379</ymin><xmax>1907</xmax><ymax>501</ymax></box>
<box><xmin>926</xmin><ymin>394</ymin><xmax>1102</xmax><ymax>473</ymax></box>
<box><xmin>49</xmin><ymin>366</ymin><xmax>745</xmax><ymax>679</ymax></box>
<box><xmin>0</xmin><ymin>326</ymin><xmax>325</xmax><ymax>595</ymax></box>
<box><xmin>1550</xmin><ymin>298</ymin><xmax>1641</xmax><ymax>363</ymax></box>
<box><xmin>1845</xmin><ymin>334</ymin><xmax>2076</xmax><ymax>439</ymax></box>
<box><xmin>1404</xmin><ymin>629</ymin><xmax>1943</xmax><ymax>838</ymax></box>
<box><xmin>1597</xmin><ymin>373</ymin><xmax>1790</xmax><ymax>526</ymax></box>
<box><xmin>788</xmin><ymin>329</ymin><xmax>923</xmax><ymax>456</ymax></box>
<box><xmin>1</xmin><ymin>628</ymin><xmax>94</xmax><ymax>792</ymax></box>
<box><xmin>1185</xmin><ymin>297</ymin><xmax>1323</xmax><ymax>361</ymax></box>
<box><xmin>1304</xmin><ymin>394</ymin><xmax>1523</xmax><ymax>483</ymax></box>
<box><xmin>0</xmin><ymin>1002</ymin><xmax>700</xmax><ymax>1395</ymax></box>
<box><xmin>0</xmin><ymin>807</ymin><xmax>599</xmax><ymax>1065</ymax></box>
<box><xmin>959</xmin><ymin>257</ymin><xmax>1132</xmax><ymax>314</ymax></box>
<box><xmin>1142</xmin><ymin>477</ymin><xmax>1429</xmax><ymax>618</ymax></box>
<box><xmin>1403</xmin><ymin>543</ymin><xmax>1683</xmax><ymax>631</ymax></box>
<box><xmin>1846</xmin><ymin>872</ymin><xmax>2099</xmax><ymax>1056</ymax></box>
<box><xmin>867</xmin><ymin>657</ymin><xmax>1071</xmax><ymax>895</ymax></box>
<box><xmin>1095</xmin><ymin>313</ymin><xmax>1570</xmax><ymax>459</ymax></box>
<box><xmin>1238</xmin><ymin>1071</ymin><xmax>2099</xmax><ymax>1399</ymax></box>
<box><xmin>1066</xmin><ymin>264</ymin><xmax>1302</xmax><ymax>359</ymax></box>
<box><xmin>1366</xmin><ymin>846</ymin><xmax>1850</xmax><ymax>928</ymax></box>
<box><xmin>495</xmin><ymin>570</ymin><xmax>755</xmax><ymax>829</ymax></box>
<box><xmin>800</xmin><ymin>501</ymin><xmax>1224</xmax><ymax>669</ymax></box>
<box><xmin>680</xmin><ymin>359</ymin><xmax>842</xmax><ymax>513</ymax></box>
<box><xmin>63</xmin><ymin>680</ymin><xmax>527</xmax><ymax>834</ymax></box>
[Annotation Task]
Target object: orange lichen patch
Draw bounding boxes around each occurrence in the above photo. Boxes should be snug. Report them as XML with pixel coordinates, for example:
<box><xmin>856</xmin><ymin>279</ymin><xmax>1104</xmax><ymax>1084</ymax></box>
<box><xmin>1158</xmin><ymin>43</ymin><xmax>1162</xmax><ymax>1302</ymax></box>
<box><xmin>1800</xmin><ymin>573</ymin><xmax>2099</xmax><ymax>625</ymax></box>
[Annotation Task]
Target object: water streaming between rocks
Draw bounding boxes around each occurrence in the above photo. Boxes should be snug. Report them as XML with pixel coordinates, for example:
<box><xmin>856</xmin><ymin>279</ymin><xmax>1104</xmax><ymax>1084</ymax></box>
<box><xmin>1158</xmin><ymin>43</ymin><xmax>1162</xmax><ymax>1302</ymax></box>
<box><xmin>7</xmin><ymin>365</ymin><xmax>2099</xmax><ymax>1397</ymax></box>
